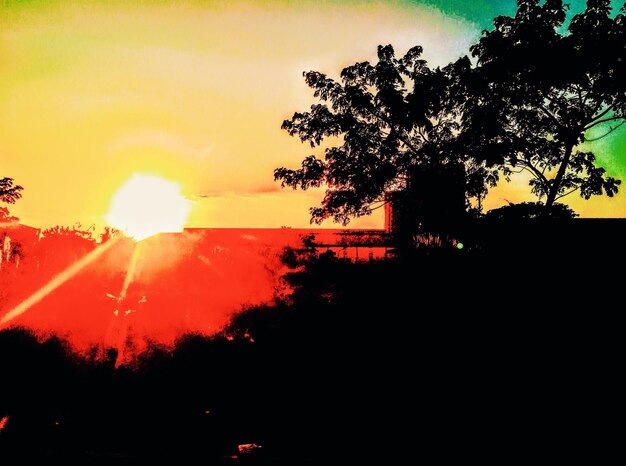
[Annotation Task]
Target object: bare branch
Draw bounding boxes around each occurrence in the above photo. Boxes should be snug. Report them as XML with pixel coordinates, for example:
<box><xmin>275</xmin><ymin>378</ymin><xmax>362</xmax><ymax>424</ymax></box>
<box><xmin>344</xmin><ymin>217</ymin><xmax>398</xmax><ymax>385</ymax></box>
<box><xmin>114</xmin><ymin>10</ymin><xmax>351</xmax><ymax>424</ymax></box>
<box><xmin>369</xmin><ymin>201</ymin><xmax>388</xmax><ymax>212</ymax></box>
<box><xmin>584</xmin><ymin>115</ymin><xmax>623</xmax><ymax>131</ymax></box>
<box><xmin>585</xmin><ymin>120</ymin><xmax>626</xmax><ymax>142</ymax></box>
<box><xmin>517</xmin><ymin>158</ymin><xmax>549</xmax><ymax>185</ymax></box>
<box><xmin>587</xmin><ymin>104</ymin><xmax>615</xmax><ymax>126</ymax></box>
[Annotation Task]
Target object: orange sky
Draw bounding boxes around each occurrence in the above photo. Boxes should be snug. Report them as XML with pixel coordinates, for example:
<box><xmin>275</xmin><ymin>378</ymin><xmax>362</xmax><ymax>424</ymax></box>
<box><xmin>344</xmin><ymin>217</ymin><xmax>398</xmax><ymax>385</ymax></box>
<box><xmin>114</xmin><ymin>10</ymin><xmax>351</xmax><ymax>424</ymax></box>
<box><xmin>1</xmin><ymin>0</ymin><xmax>624</xmax><ymax>230</ymax></box>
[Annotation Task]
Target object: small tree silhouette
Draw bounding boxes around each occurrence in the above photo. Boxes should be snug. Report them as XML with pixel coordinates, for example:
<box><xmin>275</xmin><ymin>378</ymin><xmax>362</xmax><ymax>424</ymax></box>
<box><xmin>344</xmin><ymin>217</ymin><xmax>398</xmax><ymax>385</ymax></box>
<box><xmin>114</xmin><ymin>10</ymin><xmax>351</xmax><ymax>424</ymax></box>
<box><xmin>0</xmin><ymin>178</ymin><xmax>24</xmax><ymax>269</ymax></box>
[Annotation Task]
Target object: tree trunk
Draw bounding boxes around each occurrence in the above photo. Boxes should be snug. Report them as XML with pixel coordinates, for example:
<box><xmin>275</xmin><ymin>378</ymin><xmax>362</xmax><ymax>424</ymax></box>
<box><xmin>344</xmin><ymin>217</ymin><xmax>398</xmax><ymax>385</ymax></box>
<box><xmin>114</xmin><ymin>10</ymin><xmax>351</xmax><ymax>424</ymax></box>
<box><xmin>545</xmin><ymin>143</ymin><xmax>574</xmax><ymax>209</ymax></box>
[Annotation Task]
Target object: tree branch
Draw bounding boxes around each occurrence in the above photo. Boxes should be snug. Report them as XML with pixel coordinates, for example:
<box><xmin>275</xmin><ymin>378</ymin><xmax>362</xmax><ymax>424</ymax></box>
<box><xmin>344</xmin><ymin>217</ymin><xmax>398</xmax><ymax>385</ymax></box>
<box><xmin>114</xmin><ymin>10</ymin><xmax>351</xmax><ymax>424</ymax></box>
<box><xmin>585</xmin><ymin>120</ymin><xmax>626</xmax><ymax>142</ymax></box>
<box><xmin>584</xmin><ymin>115</ymin><xmax>623</xmax><ymax>131</ymax></box>
<box><xmin>416</xmin><ymin>127</ymin><xmax>429</xmax><ymax>143</ymax></box>
<box><xmin>536</xmin><ymin>101</ymin><xmax>564</xmax><ymax>130</ymax></box>
<box><xmin>555</xmin><ymin>186</ymin><xmax>579</xmax><ymax>200</ymax></box>
<box><xmin>517</xmin><ymin>158</ymin><xmax>549</xmax><ymax>185</ymax></box>
<box><xmin>369</xmin><ymin>201</ymin><xmax>388</xmax><ymax>212</ymax></box>
<box><xmin>541</xmin><ymin>89</ymin><xmax>560</xmax><ymax>106</ymax></box>
<box><xmin>587</xmin><ymin>104</ymin><xmax>615</xmax><ymax>126</ymax></box>
<box><xmin>581</xmin><ymin>88</ymin><xmax>590</xmax><ymax>108</ymax></box>
<box><xmin>576</xmin><ymin>85</ymin><xmax>583</xmax><ymax>114</ymax></box>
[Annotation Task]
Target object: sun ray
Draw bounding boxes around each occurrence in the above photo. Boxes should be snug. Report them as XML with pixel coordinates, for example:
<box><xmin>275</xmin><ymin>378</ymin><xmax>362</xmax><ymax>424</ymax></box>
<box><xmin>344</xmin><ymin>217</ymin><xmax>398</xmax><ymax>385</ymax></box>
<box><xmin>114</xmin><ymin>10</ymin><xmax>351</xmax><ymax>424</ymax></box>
<box><xmin>103</xmin><ymin>241</ymin><xmax>144</xmax><ymax>367</ymax></box>
<box><xmin>118</xmin><ymin>241</ymin><xmax>142</xmax><ymax>301</ymax></box>
<box><xmin>0</xmin><ymin>236</ymin><xmax>121</xmax><ymax>326</ymax></box>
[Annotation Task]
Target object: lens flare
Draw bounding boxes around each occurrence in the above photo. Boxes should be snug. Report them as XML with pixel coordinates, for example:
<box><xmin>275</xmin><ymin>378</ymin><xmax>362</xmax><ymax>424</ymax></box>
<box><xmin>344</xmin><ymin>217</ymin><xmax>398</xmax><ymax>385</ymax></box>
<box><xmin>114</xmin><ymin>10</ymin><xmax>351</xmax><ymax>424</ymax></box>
<box><xmin>0</xmin><ymin>237</ymin><xmax>120</xmax><ymax>326</ymax></box>
<box><xmin>106</xmin><ymin>174</ymin><xmax>192</xmax><ymax>241</ymax></box>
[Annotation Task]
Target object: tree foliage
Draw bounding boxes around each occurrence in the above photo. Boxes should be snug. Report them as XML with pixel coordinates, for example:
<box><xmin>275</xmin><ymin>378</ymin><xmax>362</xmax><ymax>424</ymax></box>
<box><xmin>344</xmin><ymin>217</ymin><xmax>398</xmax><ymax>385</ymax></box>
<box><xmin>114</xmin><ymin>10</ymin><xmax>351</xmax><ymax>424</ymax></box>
<box><xmin>275</xmin><ymin>45</ymin><xmax>496</xmax><ymax>225</ymax></box>
<box><xmin>0</xmin><ymin>177</ymin><xmax>23</xmax><ymax>205</ymax></box>
<box><xmin>460</xmin><ymin>0</ymin><xmax>625</xmax><ymax>208</ymax></box>
<box><xmin>277</xmin><ymin>1</ymin><xmax>626</xmax><ymax>226</ymax></box>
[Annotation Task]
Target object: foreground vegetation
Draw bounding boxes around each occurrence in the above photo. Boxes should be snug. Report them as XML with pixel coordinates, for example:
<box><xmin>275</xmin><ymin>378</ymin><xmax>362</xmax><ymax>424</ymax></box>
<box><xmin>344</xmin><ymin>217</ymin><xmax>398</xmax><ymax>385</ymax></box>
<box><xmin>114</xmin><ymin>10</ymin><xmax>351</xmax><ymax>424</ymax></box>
<box><xmin>0</xmin><ymin>222</ymin><xmax>621</xmax><ymax>463</ymax></box>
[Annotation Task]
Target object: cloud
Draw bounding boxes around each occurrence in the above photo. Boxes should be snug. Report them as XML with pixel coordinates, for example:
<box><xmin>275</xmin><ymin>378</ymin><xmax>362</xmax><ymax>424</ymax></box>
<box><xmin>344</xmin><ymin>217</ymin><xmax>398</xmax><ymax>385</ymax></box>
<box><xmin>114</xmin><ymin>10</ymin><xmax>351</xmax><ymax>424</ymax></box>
<box><xmin>193</xmin><ymin>184</ymin><xmax>281</xmax><ymax>199</ymax></box>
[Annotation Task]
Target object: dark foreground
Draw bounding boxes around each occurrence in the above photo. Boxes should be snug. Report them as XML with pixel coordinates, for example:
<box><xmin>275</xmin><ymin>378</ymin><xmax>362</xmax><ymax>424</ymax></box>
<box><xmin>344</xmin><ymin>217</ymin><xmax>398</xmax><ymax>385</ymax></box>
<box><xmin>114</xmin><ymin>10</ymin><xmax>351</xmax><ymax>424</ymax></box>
<box><xmin>0</xmin><ymin>221</ymin><xmax>622</xmax><ymax>464</ymax></box>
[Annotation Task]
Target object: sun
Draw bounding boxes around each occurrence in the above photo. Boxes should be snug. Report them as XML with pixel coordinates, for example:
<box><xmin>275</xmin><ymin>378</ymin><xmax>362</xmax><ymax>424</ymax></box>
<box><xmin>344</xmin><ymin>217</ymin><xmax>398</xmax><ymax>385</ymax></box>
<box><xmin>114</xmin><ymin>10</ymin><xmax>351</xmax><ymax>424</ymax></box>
<box><xmin>106</xmin><ymin>174</ymin><xmax>192</xmax><ymax>240</ymax></box>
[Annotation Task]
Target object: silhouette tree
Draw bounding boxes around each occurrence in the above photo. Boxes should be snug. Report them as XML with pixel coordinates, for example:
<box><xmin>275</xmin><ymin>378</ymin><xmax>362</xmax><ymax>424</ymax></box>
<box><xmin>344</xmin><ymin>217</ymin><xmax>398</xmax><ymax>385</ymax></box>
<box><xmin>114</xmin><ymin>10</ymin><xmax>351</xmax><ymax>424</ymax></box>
<box><xmin>0</xmin><ymin>206</ymin><xmax>19</xmax><ymax>223</ymax></box>
<box><xmin>40</xmin><ymin>224</ymin><xmax>95</xmax><ymax>242</ymax></box>
<box><xmin>0</xmin><ymin>177</ymin><xmax>23</xmax><ymax>205</ymax></box>
<box><xmin>459</xmin><ymin>0</ymin><xmax>624</xmax><ymax>210</ymax></box>
<box><xmin>1</xmin><ymin>178</ymin><xmax>23</xmax><ymax>268</ymax></box>
<box><xmin>36</xmin><ymin>224</ymin><xmax>96</xmax><ymax>271</ymax></box>
<box><xmin>275</xmin><ymin>45</ymin><xmax>497</xmax><ymax>228</ymax></box>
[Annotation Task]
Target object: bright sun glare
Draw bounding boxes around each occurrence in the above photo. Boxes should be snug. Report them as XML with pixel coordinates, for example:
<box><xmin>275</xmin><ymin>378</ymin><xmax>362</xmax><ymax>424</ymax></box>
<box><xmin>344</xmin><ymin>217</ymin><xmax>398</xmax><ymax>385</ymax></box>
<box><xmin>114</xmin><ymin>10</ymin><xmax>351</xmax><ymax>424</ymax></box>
<box><xmin>106</xmin><ymin>174</ymin><xmax>192</xmax><ymax>240</ymax></box>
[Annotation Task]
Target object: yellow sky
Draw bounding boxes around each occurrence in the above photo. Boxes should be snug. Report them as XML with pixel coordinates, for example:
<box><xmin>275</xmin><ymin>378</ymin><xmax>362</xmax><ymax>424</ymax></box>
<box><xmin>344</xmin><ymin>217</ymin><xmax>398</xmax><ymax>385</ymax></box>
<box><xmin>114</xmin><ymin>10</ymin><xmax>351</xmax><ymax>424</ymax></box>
<box><xmin>0</xmin><ymin>0</ymin><xmax>624</xmax><ymax>230</ymax></box>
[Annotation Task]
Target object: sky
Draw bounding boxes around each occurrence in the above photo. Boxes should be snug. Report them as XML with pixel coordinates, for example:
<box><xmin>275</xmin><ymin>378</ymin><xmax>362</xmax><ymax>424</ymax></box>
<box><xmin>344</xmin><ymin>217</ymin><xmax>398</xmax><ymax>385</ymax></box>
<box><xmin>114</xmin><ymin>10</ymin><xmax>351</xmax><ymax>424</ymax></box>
<box><xmin>1</xmin><ymin>0</ymin><xmax>625</xmax><ymax>230</ymax></box>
